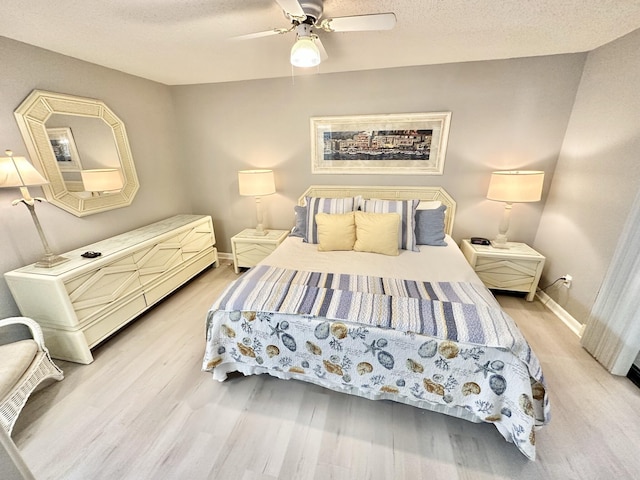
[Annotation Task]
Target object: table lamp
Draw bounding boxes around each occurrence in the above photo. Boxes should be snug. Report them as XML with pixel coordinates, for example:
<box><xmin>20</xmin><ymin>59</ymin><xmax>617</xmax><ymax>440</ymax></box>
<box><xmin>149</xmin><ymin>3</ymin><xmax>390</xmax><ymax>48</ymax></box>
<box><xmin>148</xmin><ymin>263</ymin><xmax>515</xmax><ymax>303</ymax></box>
<box><xmin>238</xmin><ymin>169</ymin><xmax>276</xmax><ymax>236</ymax></box>
<box><xmin>486</xmin><ymin>170</ymin><xmax>544</xmax><ymax>248</ymax></box>
<box><xmin>0</xmin><ymin>149</ymin><xmax>69</xmax><ymax>267</ymax></box>
<box><xmin>81</xmin><ymin>168</ymin><xmax>123</xmax><ymax>195</ymax></box>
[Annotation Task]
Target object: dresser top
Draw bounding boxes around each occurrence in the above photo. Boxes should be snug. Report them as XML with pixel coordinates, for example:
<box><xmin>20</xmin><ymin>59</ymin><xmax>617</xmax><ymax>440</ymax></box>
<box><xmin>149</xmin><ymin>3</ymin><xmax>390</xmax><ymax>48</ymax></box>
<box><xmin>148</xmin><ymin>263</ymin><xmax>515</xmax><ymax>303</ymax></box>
<box><xmin>7</xmin><ymin>214</ymin><xmax>210</xmax><ymax>277</ymax></box>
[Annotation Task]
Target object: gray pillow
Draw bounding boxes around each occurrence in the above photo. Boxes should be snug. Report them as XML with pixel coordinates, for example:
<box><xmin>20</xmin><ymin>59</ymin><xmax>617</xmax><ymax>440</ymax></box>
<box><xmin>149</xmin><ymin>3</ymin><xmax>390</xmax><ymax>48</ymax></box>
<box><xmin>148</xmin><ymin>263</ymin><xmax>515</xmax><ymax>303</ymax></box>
<box><xmin>289</xmin><ymin>205</ymin><xmax>306</xmax><ymax>238</ymax></box>
<box><xmin>415</xmin><ymin>205</ymin><xmax>447</xmax><ymax>246</ymax></box>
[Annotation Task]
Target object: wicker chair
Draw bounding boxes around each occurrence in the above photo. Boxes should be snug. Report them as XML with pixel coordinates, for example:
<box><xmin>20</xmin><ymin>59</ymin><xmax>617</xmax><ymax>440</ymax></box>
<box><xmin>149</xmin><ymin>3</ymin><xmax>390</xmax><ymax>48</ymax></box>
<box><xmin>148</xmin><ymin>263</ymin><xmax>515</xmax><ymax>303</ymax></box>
<box><xmin>0</xmin><ymin>317</ymin><xmax>63</xmax><ymax>436</ymax></box>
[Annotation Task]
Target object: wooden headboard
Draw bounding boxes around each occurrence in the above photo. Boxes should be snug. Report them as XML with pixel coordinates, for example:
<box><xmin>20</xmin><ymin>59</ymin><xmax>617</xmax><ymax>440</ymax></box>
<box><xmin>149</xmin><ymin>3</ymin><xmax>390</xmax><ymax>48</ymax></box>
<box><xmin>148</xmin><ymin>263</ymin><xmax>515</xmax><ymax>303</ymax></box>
<box><xmin>298</xmin><ymin>185</ymin><xmax>456</xmax><ymax>236</ymax></box>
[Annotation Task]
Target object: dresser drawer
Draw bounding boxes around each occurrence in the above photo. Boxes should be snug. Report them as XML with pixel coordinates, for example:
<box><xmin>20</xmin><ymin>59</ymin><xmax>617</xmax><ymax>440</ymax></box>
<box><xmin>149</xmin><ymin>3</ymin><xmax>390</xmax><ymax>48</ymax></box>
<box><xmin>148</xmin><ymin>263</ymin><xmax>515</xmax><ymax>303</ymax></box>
<box><xmin>134</xmin><ymin>234</ymin><xmax>184</xmax><ymax>290</ymax></box>
<box><xmin>83</xmin><ymin>295</ymin><xmax>147</xmax><ymax>347</ymax></box>
<box><xmin>144</xmin><ymin>247</ymin><xmax>216</xmax><ymax>305</ymax></box>
<box><xmin>64</xmin><ymin>254</ymin><xmax>144</xmax><ymax>323</ymax></box>
<box><xmin>179</xmin><ymin>220</ymin><xmax>216</xmax><ymax>261</ymax></box>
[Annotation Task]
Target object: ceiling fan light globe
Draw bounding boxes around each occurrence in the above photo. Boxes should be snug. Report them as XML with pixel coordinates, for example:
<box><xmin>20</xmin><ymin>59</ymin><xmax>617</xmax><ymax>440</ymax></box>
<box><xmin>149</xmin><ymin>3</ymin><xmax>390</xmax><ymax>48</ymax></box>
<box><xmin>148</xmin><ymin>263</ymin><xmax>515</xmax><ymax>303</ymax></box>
<box><xmin>290</xmin><ymin>37</ymin><xmax>321</xmax><ymax>67</ymax></box>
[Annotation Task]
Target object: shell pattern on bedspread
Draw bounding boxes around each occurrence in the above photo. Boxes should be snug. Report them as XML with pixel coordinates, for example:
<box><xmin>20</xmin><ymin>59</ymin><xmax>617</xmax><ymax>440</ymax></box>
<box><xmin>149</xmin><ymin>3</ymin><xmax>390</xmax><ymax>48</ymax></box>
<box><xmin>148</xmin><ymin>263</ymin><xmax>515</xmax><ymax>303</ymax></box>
<box><xmin>203</xmin><ymin>309</ymin><xmax>549</xmax><ymax>461</ymax></box>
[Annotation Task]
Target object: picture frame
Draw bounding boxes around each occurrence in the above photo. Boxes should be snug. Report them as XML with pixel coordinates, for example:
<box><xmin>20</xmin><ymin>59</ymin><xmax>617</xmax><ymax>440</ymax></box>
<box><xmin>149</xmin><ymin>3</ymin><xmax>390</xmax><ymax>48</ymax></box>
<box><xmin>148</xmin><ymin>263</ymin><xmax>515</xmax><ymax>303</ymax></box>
<box><xmin>46</xmin><ymin>127</ymin><xmax>82</xmax><ymax>171</ymax></box>
<box><xmin>311</xmin><ymin>112</ymin><xmax>451</xmax><ymax>175</ymax></box>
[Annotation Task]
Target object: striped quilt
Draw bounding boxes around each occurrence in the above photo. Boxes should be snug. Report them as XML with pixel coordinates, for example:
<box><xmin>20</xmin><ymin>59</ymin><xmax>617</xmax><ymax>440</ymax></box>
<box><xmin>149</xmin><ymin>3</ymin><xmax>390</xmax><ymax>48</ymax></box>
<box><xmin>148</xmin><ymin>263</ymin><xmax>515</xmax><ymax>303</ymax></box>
<box><xmin>211</xmin><ymin>265</ymin><xmax>543</xmax><ymax>381</ymax></box>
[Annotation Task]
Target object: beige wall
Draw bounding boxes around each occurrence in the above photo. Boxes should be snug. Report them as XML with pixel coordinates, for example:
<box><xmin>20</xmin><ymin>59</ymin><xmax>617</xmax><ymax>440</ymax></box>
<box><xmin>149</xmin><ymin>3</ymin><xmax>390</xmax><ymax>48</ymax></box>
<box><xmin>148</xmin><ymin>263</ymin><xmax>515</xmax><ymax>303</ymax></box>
<box><xmin>172</xmin><ymin>54</ymin><xmax>585</xmax><ymax>253</ymax></box>
<box><xmin>0</xmin><ymin>37</ymin><xmax>192</xmax><ymax>317</ymax></box>
<box><xmin>534</xmin><ymin>28</ymin><xmax>640</xmax><ymax>324</ymax></box>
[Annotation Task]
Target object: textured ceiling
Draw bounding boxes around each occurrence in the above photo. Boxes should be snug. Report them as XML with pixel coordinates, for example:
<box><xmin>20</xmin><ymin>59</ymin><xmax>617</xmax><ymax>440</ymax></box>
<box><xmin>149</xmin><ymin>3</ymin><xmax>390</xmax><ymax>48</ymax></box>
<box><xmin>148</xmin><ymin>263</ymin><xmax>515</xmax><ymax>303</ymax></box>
<box><xmin>2</xmin><ymin>0</ymin><xmax>640</xmax><ymax>85</ymax></box>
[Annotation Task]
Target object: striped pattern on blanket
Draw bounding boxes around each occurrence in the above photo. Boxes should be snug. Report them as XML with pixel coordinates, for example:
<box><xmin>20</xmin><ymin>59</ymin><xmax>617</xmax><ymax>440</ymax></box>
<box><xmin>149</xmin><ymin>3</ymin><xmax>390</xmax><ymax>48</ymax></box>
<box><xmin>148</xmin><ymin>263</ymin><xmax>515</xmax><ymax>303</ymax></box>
<box><xmin>213</xmin><ymin>265</ymin><xmax>542</xmax><ymax>380</ymax></box>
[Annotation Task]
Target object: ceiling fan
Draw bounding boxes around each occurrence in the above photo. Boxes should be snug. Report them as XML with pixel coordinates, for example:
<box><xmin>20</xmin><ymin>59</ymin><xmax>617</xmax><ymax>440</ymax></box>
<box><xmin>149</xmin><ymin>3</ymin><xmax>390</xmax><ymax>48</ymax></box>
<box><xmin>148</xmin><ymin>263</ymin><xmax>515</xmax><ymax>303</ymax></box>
<box><xmin>235</xmin><ymin>0</ymin><xmax>397</xmax><ymax>68</ymax></box>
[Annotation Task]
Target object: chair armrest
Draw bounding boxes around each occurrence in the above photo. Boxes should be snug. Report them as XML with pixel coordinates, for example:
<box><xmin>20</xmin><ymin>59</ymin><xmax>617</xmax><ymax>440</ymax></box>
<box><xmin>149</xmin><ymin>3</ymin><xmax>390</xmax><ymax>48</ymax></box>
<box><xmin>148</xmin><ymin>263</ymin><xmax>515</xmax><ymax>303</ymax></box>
<box><xmin>0</xmin><ymin>317</ymin><xmax>47</xmax><ymax>352</ymax></box>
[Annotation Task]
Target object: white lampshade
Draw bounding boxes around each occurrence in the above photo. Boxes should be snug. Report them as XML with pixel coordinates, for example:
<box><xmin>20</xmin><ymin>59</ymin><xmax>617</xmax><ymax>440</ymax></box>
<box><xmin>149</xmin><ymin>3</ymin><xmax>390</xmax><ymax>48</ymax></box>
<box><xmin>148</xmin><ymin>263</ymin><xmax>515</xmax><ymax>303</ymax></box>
<box><xmin>0</xmin><ymin>152</ymin><xmax>48</xmax><ymax>188</ymax></box>
<box><xmin>238</xmin><ymin>169</ymin><xmax>276</xmax><ymax>197</ymax></box>
<box><xmin>81</xmin><ymin>168</ymin><xmax>123</xmax><ymax>192</ymax></box>
<box><xmin>290</xmin><ymin>36</ymin><xmax>321</xmax><ymax>68</ymax></box>
<box><xmin>487</xmin><ymin>171</ymin><xmax>544</xmax><ymax>203</ymax></box>
<box><xmin>1</xmin><ymin>150</ymin><xmax>68</xmax><ymax>267</ymax></box>
<box><xmin>486</xmin><ymin>170</ymin><xmax>544</xmax><ymax>249</ymax></box>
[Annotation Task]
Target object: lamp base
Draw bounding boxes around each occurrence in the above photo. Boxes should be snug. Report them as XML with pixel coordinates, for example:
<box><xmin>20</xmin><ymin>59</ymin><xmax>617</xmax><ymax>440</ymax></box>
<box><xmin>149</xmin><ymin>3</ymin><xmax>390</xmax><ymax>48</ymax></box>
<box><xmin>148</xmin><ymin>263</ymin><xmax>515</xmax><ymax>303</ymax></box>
<box><xmin>14</xmin><ymin>197</ymin><xmax>70</xmax><ymax>268</ymax></box>
<box><xmin>35</xmin><ymin>253</ymin><xmax>70</xmax><ymax>268</ymax></box>
<box><xmin>252</xmin><ymin>222</ymin><xmax>268</xmax><ymax>236</ymax></box>
<box><xmin>491</xmin><ymin>234</ymin><xmax>511</xmax><ymax>249</ymax></box>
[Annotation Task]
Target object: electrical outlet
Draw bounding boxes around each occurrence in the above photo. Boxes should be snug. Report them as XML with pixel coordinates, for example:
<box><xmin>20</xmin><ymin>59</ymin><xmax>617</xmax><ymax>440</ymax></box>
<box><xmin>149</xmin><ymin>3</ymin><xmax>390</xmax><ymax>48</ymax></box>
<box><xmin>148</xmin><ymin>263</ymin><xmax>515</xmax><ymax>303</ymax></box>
<box><xmin>563</xmin><ymin>274</ymin><xmax>572</xmax><ymax>288</ymax></box>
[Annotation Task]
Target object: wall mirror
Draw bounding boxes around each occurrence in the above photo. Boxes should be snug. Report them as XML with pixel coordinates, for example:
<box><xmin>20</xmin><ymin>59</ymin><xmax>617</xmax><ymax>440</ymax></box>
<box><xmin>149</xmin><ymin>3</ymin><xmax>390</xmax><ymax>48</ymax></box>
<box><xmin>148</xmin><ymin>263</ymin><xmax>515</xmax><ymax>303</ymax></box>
<box><xmin>14</xmin><ymin>90</ymin><xmax>139</xmax><ymax>217</ymax></box>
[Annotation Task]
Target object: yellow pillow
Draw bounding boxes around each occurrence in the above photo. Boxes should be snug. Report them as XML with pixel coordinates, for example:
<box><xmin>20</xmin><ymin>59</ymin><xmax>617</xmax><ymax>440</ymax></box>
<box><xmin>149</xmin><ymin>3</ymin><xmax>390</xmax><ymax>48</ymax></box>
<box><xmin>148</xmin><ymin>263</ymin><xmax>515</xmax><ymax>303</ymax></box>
<box><xmin>315</xmin><ymin>212</ymin><xmax>356</xmax><ymax>251</ymax></box>
<box><xmin>354</xmin><ymin>211</ymin><xmax>400</xmax><ymax>256</ymax></box>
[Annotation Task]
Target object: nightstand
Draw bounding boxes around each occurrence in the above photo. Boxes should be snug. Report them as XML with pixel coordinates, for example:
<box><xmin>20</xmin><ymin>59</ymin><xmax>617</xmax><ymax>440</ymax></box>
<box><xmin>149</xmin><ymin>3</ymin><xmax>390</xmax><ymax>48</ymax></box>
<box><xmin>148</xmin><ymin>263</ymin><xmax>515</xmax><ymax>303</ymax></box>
<box><xmin>460</xmin><ymin>239</ymin><xmax>545</xmax><ymax>301</ymax></box>
<box><xmin>231</xmin><ymin>229</ymin><xmax>289</xmax><ymax>274</ymax></box>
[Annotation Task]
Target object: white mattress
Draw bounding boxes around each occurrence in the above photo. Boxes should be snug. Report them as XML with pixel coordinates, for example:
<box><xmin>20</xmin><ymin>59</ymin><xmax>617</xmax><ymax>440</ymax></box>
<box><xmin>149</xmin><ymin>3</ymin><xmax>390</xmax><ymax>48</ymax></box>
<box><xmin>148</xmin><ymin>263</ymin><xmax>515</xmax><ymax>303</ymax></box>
<box><xmin>263</xmin><ymin>235</ymin><xmax>484</xmax><ymax>285</ymax></box>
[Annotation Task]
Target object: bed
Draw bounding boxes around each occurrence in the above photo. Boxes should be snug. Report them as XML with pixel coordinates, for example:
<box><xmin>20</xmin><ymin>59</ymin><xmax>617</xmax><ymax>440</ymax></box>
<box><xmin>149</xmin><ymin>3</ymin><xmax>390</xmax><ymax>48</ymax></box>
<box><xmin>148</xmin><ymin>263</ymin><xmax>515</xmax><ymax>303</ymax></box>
<box><xmin>202</xmin><ymin>186</ymin><xmax>549</xmax><ymax>460</ymax></box>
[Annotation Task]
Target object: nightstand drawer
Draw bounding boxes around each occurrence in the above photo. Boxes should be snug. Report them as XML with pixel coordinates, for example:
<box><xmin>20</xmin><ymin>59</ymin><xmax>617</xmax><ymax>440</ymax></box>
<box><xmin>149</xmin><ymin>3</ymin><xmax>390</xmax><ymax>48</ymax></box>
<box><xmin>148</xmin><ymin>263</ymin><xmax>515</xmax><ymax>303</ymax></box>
<box><xmin>235</xmin><ymin>242</ymin><xmax>279</xmax><ymax>268</ymax></box>
<box><xmin>474</xmin><ymin>257</ymin><xmax>541</xmax><ymax>277</ymax></box>
<box><xmin>476</xmin><ymin>271</ymin><xmax>534</xmax><ymax>293</ymax></box>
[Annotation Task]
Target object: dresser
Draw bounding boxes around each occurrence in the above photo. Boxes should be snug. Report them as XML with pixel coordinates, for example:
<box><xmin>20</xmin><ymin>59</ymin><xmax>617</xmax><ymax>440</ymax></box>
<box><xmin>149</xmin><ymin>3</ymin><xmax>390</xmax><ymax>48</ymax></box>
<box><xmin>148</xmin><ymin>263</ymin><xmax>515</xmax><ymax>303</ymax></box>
<box><xmin>231</xmin><ymin>229</ymin><xmax>289</xmax><ymax>274</ymax></box>
<box><xmin>4</xmin><ymin>215</ymin><xmax>218</xmax><ymax>364</ymax></box>
<box><xmin>460</xmin><ymin>239</ymin><xmax>545</xmax><ymax>301</ymax></box>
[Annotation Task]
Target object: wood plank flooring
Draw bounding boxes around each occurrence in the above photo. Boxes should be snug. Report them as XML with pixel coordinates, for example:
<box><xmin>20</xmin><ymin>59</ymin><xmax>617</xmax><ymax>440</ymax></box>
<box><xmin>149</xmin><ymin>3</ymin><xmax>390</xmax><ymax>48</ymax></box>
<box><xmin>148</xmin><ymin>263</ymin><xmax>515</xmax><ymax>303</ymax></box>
<box><xmin>11</xmin><ymin>261</ymin><xmax>640</xmax><ymax>479</ymax></box>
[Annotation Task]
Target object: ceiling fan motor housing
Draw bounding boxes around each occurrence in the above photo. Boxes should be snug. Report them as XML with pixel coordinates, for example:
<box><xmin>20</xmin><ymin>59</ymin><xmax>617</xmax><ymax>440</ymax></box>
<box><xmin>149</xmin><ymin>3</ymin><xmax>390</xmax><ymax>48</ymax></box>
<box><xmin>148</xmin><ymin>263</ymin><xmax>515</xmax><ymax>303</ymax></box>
<box><xmin>299</xmin><ymin>0</ymin><xmax>324</xmax><ymax>24</ymax></box>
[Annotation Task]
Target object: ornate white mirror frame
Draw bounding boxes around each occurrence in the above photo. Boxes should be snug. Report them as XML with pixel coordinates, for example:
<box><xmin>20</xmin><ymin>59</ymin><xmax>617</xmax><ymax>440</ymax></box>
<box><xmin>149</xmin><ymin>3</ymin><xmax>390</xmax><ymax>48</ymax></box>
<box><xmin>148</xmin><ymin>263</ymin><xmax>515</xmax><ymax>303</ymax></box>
<box><xmin>14</xmin><ymin>90</ymin><xmax>139</xmax><ymax>217</ymax></box>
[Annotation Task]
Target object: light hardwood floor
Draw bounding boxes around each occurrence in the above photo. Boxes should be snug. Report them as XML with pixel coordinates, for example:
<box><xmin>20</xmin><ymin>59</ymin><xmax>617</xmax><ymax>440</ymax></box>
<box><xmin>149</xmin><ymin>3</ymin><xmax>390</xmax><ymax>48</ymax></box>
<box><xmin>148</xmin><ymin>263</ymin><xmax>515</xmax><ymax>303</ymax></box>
<box><xmin>12</xmin><ymin>261</ymin><xmax>640</xmax><ymax>479</ymax></box>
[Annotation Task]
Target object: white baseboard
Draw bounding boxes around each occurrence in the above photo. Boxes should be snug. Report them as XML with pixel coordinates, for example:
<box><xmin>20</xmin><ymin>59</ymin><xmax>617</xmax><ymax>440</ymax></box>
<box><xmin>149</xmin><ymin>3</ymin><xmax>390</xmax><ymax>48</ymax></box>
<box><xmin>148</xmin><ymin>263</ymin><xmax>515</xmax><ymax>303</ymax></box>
<box><xmin>535</xmin><ymin>290</ymin><xmax>584</xmax><ymax>338</ymax></box>
<box><xmin>218</xmin><ymin>252</ymin><xmax>233</xmax><ymax>261</ymax></box>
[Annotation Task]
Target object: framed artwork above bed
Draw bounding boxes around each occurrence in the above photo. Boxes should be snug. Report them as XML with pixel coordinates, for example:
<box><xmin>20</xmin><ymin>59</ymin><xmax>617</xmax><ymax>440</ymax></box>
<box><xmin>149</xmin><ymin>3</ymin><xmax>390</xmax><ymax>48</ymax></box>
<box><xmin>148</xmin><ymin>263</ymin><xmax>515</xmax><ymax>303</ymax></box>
<box><xmin>310</xmin><ymin>112</ymin><xmax>451</xmax><ymax>175</ymax></box>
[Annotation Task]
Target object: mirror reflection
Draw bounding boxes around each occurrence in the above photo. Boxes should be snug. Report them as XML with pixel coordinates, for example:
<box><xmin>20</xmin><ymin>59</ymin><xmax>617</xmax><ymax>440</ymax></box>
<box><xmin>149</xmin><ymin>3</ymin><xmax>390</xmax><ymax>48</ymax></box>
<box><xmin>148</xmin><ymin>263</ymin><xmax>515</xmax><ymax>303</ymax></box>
<box><xmin>14</xmin><ymin>90</ymin><xmax>139</xmax><ymax>217</ymax></box>
<box><xmin>45</xmin><ymin>114</ymin><xmax>122</xmax><ymax>197</ymax></box>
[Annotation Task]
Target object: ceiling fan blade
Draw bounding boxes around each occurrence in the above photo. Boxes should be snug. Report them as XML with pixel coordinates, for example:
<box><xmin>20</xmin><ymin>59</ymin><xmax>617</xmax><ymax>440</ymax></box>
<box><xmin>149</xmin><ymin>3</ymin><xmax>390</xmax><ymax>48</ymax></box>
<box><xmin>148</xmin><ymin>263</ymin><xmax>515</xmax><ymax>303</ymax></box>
<box><xmin>314</xmin><ymin>36</ymin><xmax>328</xmax><ymax>61</ymax></box>
<box><xmin>275</xmin><ymin>0</ymin><xmax>305</xmax><ymax>18</ymax></box>
<box><xmin>321</xmin><ymin>12</ymin><xmax>396</xmax><ymax>32</ymax></box>
<box><xmin>232</xmin><ymin>28</ymin><xmax>290</xmax><ymax>41</ymax></box>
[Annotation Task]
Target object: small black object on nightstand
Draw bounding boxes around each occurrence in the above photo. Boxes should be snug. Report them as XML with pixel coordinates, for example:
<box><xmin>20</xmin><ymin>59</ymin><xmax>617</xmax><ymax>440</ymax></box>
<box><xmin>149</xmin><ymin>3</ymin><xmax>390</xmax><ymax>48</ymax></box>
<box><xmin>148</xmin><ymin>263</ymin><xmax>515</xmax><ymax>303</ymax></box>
<box><xmin>470</xmin><ymin>237</ymin><xmax>491</xmax><ymax>246</ymax></box>
<box><xmin>81</xmin><ymin>251</ymin><xmax>102</xmax><ymax>258</ymax></box>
